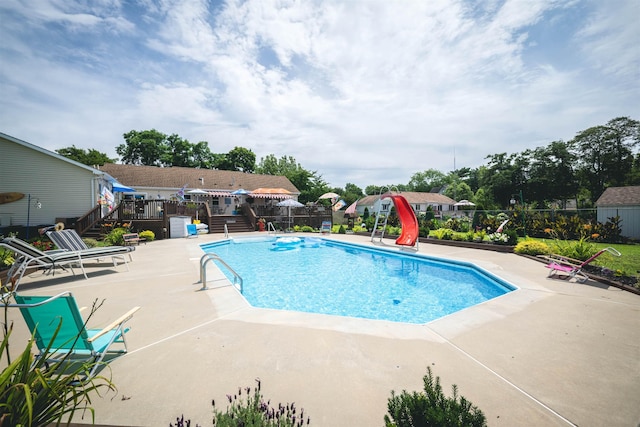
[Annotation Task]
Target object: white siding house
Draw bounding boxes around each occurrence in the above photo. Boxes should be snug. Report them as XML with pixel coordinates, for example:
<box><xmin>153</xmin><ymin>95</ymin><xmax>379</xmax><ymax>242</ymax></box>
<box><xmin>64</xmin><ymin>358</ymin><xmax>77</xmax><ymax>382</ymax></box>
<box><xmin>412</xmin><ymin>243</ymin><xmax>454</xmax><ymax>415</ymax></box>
<box><xmin>0</xmin><ymin>132</ymin><xmax>106</xmax><ymax>233</ymax></box>
<box><xmin>595</xmin><ymin>186</ymin><xmax>640</xmax><ymax>240</ymax></box>
<box><xmin>355</xmin><ymin>192</ymin><xmax>457</xmax><ymax>218</ymax></box>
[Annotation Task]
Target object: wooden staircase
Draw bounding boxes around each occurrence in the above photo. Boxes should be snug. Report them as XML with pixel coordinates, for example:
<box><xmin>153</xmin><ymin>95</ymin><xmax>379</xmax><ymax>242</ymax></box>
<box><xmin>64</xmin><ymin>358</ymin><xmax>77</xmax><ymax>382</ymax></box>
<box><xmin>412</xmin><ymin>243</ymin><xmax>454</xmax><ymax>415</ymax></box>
<box><xmin>209</xmin><ymin>215</ymin><xmax>255</xmax><ymax>233</ymax></box>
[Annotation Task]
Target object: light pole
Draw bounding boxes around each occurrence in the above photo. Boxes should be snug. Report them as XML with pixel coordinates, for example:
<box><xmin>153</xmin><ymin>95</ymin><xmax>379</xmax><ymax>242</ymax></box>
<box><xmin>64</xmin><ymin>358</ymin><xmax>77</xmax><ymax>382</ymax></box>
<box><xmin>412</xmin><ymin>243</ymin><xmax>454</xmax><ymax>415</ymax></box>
<box><xmin>25</xmin><ymin>194</ymin><xmax>42</xmax><ymax>240</ymax></box>
<box><xmin>510</xmin><ymin>190</ymin><xmax>526</xmax><ymax>237</ymax></box>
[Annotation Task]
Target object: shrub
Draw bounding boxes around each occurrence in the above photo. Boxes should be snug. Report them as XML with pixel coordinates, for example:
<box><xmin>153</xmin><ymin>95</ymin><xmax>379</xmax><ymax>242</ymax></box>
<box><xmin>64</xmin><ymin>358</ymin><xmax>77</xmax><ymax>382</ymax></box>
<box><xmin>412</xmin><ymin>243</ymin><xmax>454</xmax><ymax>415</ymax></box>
<box><xmin>104</xmin><ymin>227</ymin><xmax>128</xmax><ymax>246</ymax></box>
<box><xmin>432</xmin><ymin>228</ymin><xmax>454</xmax><ymax>240</ymax></box>
<box><xmin>171</xmin><ymin>379</ymin><xmax>310</xmax><ymax>427</ymax></box>
<box><xmin>385</xmin><ymin>367</ymin><xmax>487</xmax><ymax>427</ymax></box>
<box><xmin>488</xmin><ymin>232</ymin><xmax>508</xmax><ymax>244</ymax></box>
<box><xmin>338</xmin><ymin>225</ymin><xmax>346</xmax><ymax>234</ymax></box>
<box><xmin>514</xmin><ymin>239</ymin><xmax>551</xmax><ymax>256</ymax></box>
<box><xmin>139</xmin><ymin>230</ymin><xmax>155</xmax><ymax>242</ymax></box>
<box><xmin>300</xmin><ymin>225</ymin><xmax>314</xmax><ymax>233</ymax></box>
<box><xmin>550</xmin><ymin>238</ymin><xmax>597</xmax><ymax>261</ymax></box>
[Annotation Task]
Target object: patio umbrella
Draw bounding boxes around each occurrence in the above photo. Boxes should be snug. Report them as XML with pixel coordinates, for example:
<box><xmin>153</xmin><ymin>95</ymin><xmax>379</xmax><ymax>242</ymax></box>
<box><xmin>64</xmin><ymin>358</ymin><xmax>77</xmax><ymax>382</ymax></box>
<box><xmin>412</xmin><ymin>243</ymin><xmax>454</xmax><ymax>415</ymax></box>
<box><xmin>276</xmin><ymin>199</ymin><xmax>305</xmax><ymax>229</ymax></box>
<box><xmin>231</xmin><ymin>189</ymin><xmax>251</xmax><ymax>195</ymax></box>
<box><xmin>251</xmin><ymin>188</ymin><xmax>293</xmax><ymax>199</ymax></box>
<box><xmin>187</xmin><ymin>189</ymin><xmax>209</xmax><ymax>219</ymax></box>
<box><xmin>318</xmin><ymin>192</ymin><xmax>340</xmax><ymax>199</ymax></box>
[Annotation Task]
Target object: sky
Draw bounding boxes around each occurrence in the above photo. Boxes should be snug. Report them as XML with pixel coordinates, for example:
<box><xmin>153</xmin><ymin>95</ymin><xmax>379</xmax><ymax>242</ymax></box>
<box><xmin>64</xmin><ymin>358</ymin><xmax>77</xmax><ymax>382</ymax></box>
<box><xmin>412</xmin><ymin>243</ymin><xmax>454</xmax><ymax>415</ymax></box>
<box><xmin>1</xmin><ymin>0</ymin><xmax>638</xmax><ymax>190</ymax></box>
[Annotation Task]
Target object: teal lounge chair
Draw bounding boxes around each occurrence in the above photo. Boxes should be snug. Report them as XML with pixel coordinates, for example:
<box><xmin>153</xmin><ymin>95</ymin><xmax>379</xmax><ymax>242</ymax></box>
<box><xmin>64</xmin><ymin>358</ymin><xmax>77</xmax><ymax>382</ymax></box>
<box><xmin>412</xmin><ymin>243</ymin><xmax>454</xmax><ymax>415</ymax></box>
<box><xmin>11</xmin><ymin>292</ymin><xmax>140</xmax><ymax>379</ymax></box>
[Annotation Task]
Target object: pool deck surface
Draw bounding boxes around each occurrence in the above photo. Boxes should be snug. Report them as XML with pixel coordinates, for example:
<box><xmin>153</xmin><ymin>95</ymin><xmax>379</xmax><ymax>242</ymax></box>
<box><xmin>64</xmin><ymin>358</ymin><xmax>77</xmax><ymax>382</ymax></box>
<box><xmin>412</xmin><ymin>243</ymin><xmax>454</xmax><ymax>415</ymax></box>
<box><xmin>4</xmin><ymin>232</ymin><xmax>639</xmax><ymax>427</ymax></box>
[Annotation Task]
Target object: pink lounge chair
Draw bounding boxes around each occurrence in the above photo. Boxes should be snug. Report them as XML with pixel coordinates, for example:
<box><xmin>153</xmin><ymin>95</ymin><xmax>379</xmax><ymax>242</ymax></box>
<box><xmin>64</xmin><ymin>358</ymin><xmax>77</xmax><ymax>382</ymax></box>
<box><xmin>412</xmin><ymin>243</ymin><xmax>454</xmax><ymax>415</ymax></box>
<box><xmin>545</xmin><ymin>247</ymin><xmax>621</xmax><ymax>282</ymax></box>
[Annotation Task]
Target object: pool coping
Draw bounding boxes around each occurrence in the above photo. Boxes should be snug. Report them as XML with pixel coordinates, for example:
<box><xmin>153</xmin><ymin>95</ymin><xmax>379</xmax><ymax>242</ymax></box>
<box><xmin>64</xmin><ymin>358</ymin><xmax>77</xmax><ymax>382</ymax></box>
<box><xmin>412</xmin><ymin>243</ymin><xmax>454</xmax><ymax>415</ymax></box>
<box><xmin>5</xmin><ymin>232</ymin><xmax>640</xmax><ymax>426</ymax></box>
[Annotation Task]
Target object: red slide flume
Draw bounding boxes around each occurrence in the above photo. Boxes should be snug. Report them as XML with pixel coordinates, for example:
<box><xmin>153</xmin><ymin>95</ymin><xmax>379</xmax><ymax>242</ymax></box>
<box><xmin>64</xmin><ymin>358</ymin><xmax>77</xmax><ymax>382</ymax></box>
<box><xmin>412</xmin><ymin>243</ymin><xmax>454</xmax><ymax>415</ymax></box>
<box><xmin>381</xmin><ymin>193</ymin><xmax>419</xmax><ymax>247</ymax></box>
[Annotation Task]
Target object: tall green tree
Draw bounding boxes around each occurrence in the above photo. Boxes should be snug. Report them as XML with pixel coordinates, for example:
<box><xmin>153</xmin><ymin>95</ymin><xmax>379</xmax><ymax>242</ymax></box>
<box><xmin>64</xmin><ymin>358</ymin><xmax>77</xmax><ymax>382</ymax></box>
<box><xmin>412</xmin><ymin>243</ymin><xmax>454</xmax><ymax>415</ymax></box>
<box><xmin>479</xmin><ymin>153</ymin><xmax>517</xmax><ymax>208</ymax></box>
<box><xmin>256</xmin><ymin>154</ymin><xmax>328</xmax><ymax>203</ymax></box>
<box><xmin>192</xmin><ymin>141</ymin><xmax>215</xmax><ymax>168</ymax></box>
<box><xmin>570</xmin><ymin>116</ymin><xmax>640</xmax><ymax>200</ymax></box>
<box><xmin>214</xmin><ymin>146</ymin><xmax>256</xmax><ymax>172</ymax></box>
<box><xmin>527</xmin><ymin>141</ymin><xmax>577</xmax><ymax>208</ymax></box>
<box><xmin>162</xmin><ymin>133</ymin><xmax>193</xmax><ymax>167</ymax></box>
<box><xmin>407</xmin><ymin>169</ymin><xmax>447</xmax><ymax>192</ymax></box>
<box><xmin>117</xmin><ymin>129</ymin><xmax>168</xmax><ymax>166</ymax></box>
<box><xmin>56</xmin><ymin>146</ymin><xmax>115</xmax><ymax>166</ymax></box>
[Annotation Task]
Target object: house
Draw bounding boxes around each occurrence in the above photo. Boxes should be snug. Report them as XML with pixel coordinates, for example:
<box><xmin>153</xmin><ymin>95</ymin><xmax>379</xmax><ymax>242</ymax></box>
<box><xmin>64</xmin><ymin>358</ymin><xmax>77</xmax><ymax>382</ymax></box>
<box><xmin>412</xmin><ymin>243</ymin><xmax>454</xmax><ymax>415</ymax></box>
<box><xmin>354</xmin><ymin>192</ymin><xmax>457</xmax><ymax>218</ymax></box>
<box><xmin>595</xmin><ymin>186</ymin><xmax>640</xmax><ymax>239</ymax></box>
<box><xmin>98</xmin><ymin>163</ymin><xmax>298</xmax><ymax>200</ymax></box>
<box><xmin>0</xmin><ymin>132</ymin><xmax>112</xmax><ymax>236</ymax></box>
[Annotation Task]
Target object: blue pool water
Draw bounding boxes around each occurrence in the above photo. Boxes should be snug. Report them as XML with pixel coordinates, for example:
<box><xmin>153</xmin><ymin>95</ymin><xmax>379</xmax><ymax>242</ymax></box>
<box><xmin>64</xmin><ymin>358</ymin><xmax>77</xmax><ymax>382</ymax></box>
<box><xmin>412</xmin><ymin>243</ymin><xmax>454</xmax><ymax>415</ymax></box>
<box><xmin>200</xmin><ymin>237</ymin><xmax>516</xmax><ymax>324</ymax></box>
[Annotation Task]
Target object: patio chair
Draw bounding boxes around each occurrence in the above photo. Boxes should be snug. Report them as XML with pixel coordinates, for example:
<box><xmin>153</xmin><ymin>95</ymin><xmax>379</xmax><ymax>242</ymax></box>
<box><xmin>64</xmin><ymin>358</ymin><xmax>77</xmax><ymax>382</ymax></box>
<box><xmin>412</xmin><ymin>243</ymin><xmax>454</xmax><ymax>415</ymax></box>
<box><xmin>0</xmin><ymin>237</ymin><xmax>131</xmax><ymax>289</ymax></box>
<box><xmin>545</xmin><ymin>247</ymin><xmax>621</xmax><ymax>282</ymax></box>
<box><xmin>47</xmin><ymin>229</ymin><xmax>135</xmax><ymax>260</ymax></box>
<box><xmin>9</xmin><ymin>292</ymin><xmax>140</xmax><ymax>380</ymax></box>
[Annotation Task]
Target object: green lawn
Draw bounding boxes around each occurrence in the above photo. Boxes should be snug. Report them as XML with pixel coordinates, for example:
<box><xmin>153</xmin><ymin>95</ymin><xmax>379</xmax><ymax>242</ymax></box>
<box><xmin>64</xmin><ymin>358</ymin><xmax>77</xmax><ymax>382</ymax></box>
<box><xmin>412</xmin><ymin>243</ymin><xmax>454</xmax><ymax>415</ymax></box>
<box><xmin>525</xmin><ymin>238</ymin><xmax>640</xmax><ymax>277</ymax></box>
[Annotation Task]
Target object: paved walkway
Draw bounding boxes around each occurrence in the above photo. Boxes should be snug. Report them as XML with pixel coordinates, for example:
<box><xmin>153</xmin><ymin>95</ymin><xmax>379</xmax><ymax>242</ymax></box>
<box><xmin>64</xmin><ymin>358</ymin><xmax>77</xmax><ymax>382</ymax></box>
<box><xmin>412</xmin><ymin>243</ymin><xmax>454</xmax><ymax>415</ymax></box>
<box><xmin>5</xmin><ymin>233</ymin><xmax>640</xmax><ymax>426</ymax></box>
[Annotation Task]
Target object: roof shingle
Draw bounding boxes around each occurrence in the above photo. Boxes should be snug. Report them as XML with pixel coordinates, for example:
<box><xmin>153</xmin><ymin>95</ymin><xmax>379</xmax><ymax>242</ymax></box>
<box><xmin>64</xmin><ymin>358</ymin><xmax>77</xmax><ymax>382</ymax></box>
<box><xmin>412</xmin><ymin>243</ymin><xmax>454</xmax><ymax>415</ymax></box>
<box><xmin>99</xmin><ymin>164</ymin><xmax>299</xmax><ymax>193</ymax></box>
<box><xmin>595</xmin><ymin>186</ymin><xmax>640</xmax><ymax>206</ymax></box>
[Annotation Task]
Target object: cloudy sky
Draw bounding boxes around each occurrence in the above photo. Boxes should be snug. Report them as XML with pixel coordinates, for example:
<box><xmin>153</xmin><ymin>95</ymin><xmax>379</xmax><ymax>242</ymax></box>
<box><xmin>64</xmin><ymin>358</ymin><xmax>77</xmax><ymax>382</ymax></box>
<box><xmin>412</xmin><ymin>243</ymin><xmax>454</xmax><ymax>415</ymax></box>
<box><xmin>1</xmin><ymin>0</ymin><xmax>638</xmax><ymax>189</ymax></box>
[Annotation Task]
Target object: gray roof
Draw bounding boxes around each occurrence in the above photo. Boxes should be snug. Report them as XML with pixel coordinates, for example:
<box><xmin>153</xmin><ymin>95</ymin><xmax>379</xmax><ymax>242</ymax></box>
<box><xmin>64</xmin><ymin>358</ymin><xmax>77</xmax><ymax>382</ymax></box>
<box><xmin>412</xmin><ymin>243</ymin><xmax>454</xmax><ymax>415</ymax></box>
<box><xmin>595</xmin><ymin>186</ymin><xmax>640</xmax><ymax>206</ymax></box>
<box><xmin>99</xmin><ymin>163</ymin><xmax>299</xmax><ymax>193</ymax></box>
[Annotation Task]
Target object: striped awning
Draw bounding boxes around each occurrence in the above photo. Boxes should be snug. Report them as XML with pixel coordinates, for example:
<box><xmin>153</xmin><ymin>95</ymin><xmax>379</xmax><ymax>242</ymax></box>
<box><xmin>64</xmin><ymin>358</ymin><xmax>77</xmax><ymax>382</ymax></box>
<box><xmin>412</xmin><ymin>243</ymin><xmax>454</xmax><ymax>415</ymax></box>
<box><xmin>208</xmin><ymin>191</ymin><xmax>233</xmax><ymax>197</ymax></box>
<box><xmin>250</xmin><ymin>193</ymin><xmax>293</xmax><ymax>199</ymax></box>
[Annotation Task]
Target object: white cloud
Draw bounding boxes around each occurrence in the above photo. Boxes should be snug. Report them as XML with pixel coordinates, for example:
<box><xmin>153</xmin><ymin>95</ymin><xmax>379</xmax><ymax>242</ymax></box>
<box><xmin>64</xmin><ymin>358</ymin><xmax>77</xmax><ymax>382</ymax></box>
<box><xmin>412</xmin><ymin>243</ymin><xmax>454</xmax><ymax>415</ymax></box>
<box><xmin>0</xmin><ymin>0</ymin><xmax>638</xmax><ymax>189</ymax></box>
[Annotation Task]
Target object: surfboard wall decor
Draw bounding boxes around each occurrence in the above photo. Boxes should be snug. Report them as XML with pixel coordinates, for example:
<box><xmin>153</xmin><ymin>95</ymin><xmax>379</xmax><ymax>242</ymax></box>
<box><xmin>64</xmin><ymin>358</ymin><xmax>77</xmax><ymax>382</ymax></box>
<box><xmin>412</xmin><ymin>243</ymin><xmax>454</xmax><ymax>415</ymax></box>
<box><xmin>0</xmin><ymin>192</ymin><xmax>25</xmax><ymax>205</ymax></box>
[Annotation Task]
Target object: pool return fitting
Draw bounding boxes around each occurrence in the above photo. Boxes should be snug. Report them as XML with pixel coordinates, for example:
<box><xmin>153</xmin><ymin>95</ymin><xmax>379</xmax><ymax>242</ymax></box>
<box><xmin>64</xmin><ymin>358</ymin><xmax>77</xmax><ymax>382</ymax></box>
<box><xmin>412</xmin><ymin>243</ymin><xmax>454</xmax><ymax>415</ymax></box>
<box><xmin>198</xmin><ymin>253</ymin><xmax>243</xmax><ymax>293</ymax></box>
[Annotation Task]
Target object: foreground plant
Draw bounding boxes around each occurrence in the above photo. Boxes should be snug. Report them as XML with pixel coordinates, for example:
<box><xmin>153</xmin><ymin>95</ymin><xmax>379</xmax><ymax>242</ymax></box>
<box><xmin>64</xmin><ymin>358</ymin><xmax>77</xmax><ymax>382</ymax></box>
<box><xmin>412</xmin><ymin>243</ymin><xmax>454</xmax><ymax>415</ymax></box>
<box><xmin>1</xmin><ymin>299</ymin><xmax>116</xmax><ymax>426</ymax></box>
<box><xmin>385</xmin><ymin>367</ymin><xmax>487</xmax><ymax>427</ymax></box>
<box><xmin>171</xmin><ymin>378</ymin><xmax>310</xmax><ymax>427</ymax></box>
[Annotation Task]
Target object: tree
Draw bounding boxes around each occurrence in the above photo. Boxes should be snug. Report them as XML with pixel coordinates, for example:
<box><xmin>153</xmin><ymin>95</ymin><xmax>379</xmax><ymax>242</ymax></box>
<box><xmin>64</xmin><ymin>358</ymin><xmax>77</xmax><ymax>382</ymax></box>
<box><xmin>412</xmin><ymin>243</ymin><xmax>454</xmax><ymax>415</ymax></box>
<box><xmin>528</xmin><ymin>141</ymin><xmax>577</xmax><ymax>208</ymax></box>
<box><xmin>117</xmin><ymin>129</ymin><xmax>168</xmax><ymax>166</ymax></box>
<box><xmin>214</xmin><ymin>146</ymin><xmax>255</xmax><ymax>172</ymax></box>
<box><xmin>56</xmin><ymin>146</ymin><xmax>115</xmax><ymax>166</ymax></box>
<box><xmin>570</xmin><ymin>116</ymin><xmax>640</xmax><ymax>200</ymax></box>
<box><xmin>162</xmin><ymin>133</ymin><xmax>193</xmax><ymax>167</ymax></box>
<box><xmin>192</xmin><ymin>141</ymin><xmax>215</xmax><ymax>168</ymax></box>
<box><xmin>407</xmin><ymin>169</ymin><xmax>447</xmax><ymax>192</ymax></box>
<box><xmin>256</xmin><ymin>154</ymin><xmax>329</xmax><ymax>204</ymax></box>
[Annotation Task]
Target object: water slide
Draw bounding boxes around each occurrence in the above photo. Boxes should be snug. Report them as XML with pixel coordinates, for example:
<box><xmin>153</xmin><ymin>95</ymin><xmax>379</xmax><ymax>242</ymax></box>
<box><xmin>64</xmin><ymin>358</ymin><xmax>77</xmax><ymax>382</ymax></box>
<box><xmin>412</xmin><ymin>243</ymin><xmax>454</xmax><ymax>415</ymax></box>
<box><xmin>381</xmin><ymin>193</ymin><xmax>419</xmax><ymax>247</ymax></box>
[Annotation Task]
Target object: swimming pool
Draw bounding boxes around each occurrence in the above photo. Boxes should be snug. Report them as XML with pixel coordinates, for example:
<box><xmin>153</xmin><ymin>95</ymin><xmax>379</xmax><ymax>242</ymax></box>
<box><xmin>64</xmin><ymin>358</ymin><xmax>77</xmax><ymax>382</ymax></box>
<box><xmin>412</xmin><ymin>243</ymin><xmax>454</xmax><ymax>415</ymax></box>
<box><xmin>200</xmin><ymin>236</ymin><xmax>516</xmax><ymax>324</ymax></box>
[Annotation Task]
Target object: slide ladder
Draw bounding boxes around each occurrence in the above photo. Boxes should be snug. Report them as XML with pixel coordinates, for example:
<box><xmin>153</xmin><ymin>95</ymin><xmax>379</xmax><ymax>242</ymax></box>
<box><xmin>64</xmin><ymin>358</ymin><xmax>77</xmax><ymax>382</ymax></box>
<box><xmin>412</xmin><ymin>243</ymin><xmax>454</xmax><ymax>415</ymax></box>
<box><xmin>371</xmin><ymin>189</ymin><xmax>419</xmax><ymax>250</ymax></box>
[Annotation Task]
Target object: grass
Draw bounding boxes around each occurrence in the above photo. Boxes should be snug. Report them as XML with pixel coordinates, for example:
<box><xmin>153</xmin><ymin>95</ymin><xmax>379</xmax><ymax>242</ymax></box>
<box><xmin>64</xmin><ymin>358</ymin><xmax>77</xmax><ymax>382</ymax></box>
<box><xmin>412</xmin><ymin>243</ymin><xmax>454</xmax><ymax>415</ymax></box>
<box><xmin>519</xmin><ymin>237</ymin><xmax>640</xmax><ymax>277</ymax></box>
<box><xmin>425</xmin><ymin>229</ymin><xmax>639</xmax><ymax>278</ymax></box>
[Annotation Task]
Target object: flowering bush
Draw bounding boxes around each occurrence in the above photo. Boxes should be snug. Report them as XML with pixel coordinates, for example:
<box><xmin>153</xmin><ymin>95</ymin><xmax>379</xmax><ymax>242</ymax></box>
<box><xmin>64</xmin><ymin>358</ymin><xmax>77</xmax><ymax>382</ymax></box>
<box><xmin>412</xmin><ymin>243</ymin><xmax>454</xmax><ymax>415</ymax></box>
<box><xmin>488</xmin><ymin>232</ymin><xmax>509</xmax><ymax>244</ymax></box>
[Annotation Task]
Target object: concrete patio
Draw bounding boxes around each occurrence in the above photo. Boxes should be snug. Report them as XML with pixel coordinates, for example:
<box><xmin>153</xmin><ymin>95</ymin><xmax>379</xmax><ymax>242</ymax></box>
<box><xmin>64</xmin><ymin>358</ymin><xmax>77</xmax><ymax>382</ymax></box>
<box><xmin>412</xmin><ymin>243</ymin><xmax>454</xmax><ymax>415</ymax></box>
<box><xmin>4</xmin><ymin>233</ymin><xmax>639</xmax><ymax>426</ymax></box>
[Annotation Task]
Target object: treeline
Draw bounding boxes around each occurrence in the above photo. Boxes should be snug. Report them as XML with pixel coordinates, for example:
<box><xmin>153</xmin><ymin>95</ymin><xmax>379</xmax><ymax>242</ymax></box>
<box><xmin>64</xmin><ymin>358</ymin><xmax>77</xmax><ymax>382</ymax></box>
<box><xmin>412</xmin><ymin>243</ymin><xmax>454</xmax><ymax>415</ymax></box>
<box><xmin>56</xmin><ymin>116</ymin><xmax>639</xmax><ymax>208</ymax></box>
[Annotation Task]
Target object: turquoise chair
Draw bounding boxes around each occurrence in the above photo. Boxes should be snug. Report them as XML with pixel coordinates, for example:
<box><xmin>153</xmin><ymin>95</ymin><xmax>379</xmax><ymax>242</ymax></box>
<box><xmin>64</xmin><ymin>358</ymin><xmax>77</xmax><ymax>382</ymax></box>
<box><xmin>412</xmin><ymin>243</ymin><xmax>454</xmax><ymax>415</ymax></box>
<box><xmin>12</xmin><ymin>292</ymin><xmax>140</xmax><ymax>379</ymax></box>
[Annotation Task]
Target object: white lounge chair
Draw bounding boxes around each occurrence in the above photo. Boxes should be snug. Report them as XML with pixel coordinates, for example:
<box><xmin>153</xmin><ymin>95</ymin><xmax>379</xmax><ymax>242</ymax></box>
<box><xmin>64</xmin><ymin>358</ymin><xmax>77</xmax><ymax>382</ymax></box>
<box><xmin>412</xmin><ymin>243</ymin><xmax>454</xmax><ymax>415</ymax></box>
<box><xmin>1</xmin><ymin>237</ymin><xmax>131</xmax><ymax>289</ymax></box>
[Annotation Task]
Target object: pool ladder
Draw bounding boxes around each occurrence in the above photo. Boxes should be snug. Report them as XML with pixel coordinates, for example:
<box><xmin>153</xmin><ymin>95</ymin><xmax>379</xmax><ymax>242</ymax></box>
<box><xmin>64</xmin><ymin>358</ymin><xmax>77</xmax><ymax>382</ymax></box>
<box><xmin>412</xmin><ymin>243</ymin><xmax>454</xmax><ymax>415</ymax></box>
<box><xmin>199</xmin><ymin>253</ymin><xmax>243</xmax><ymax>293</ymax></box>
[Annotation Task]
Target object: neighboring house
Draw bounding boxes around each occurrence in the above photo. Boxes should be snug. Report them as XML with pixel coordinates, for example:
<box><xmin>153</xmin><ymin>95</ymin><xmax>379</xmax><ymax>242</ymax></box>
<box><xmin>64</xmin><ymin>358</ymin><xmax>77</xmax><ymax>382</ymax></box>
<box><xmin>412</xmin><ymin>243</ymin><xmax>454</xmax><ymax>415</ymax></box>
<box><xmin>0</xmin><ymin>132</ymin><xmax>112</xmax><ymax>233</ymax></box>
<box><xmin>595</xmin><ymin>186</ymin><xmax>640</xmax><ymax>239</ymax></box>
<box><xmin>354</xmin><ymin>192</ymin><xmax>457</xmax><ymax>218</ymax></box>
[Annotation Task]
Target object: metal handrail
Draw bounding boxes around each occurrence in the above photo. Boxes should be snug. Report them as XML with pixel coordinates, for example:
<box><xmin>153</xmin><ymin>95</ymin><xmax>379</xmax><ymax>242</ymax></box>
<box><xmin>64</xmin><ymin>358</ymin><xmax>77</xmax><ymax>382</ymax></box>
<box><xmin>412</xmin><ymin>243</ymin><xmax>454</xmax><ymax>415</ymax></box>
<box><xmin>224</xmin><ymin>223</ymin><xmax>229</xmax><ymax>238</ymax></box>
<box><xmin>198</xmin><ymin>252</ymin><xmax>243</xmax><ymax>293</ymax></box>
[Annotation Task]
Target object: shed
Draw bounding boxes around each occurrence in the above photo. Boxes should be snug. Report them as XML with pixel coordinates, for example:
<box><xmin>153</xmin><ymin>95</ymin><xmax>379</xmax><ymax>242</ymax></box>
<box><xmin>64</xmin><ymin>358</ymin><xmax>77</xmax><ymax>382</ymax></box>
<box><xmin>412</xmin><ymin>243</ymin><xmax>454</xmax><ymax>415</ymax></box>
<box><xmin>595</xmin><ymin>186</ymin><xmax>640</xmax><ymax>239</ymax></box>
